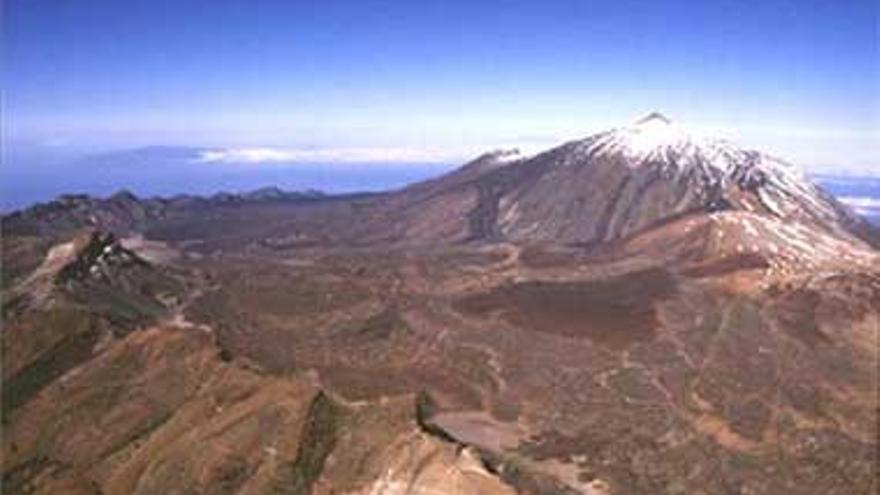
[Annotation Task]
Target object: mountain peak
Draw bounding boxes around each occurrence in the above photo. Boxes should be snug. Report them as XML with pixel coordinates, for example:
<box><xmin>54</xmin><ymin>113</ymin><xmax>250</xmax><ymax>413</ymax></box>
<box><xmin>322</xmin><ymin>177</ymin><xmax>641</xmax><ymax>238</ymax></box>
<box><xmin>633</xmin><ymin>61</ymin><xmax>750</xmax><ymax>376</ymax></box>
<box><xmin>421</xmin><ymin>114</ymin><xmax>874</xmax><ymax>247</ymax></box>
<box><xmin>56</xmin><ymin>231</ymin><xmax>145</xmax><ymax>284</ymax></box>
<box><xmin>587</xmin><ymin>113</ymin><xmax>697</xmax><ymax>164</ymax></box>
<box><xmin>635</xmin><ymin>112</ymin><xmax>673</xmax><ymax>125</ymax></box>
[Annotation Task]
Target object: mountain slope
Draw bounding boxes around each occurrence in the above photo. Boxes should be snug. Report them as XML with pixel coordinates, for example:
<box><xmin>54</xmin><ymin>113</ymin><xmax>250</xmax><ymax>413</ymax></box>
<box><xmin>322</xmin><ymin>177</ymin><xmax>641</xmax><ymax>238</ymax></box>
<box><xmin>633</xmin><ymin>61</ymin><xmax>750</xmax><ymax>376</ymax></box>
<box><xmin>2</xmin><ymin>230</ymin><xmax>186</xmax><ymax>417</ymax></box>
<box><xmin>381</xmin><ymin>113</ymin><xmax>878</xmax><ymax>250</ymax></box>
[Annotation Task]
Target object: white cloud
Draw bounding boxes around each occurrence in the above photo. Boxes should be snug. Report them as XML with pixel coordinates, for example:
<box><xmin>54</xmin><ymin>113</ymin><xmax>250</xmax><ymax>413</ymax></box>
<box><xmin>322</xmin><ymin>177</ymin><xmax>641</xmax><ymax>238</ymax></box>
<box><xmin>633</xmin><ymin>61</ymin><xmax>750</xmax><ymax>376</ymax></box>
<box><xmin>838</xmin><ymin>196</ymin><xmax>880</xmax><ymax>216</ymax></box>
<box><xmin>196</xmin><ymin>147</ymin><xmax>467</xmax><ymax>165</ymax></box>
<box><xmin>839</xmin><ymin>196</ymin><xmax>880</xmax><ymax>208</ymax></box>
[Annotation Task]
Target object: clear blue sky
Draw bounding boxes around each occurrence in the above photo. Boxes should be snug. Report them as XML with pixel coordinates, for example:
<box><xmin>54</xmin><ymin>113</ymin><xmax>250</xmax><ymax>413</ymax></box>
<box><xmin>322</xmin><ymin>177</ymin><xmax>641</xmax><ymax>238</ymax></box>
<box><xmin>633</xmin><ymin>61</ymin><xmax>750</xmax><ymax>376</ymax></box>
<box><xmin>4</xmin><ymin>0</ymin><xmax>878</xmax><ymax>172</ymax></box>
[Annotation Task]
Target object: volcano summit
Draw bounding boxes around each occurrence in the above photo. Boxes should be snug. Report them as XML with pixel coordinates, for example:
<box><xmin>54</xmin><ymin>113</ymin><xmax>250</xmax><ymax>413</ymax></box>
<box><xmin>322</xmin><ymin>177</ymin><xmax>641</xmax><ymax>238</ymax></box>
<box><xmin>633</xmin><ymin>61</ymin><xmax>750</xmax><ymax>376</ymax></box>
<box><xmin>362</xmin><ymin>114</ymin><xmax>877</xmax><ymax>252</ymax></box>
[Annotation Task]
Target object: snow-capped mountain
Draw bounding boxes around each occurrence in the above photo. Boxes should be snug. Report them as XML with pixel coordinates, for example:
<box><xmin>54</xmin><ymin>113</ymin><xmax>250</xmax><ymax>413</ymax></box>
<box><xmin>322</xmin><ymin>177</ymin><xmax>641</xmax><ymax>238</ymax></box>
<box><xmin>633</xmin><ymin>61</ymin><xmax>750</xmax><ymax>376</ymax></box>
<box><xmin>577</xmin><ymin>112</ymin><xmax>843</xmax><ymax>222</ymax></box>
<box><xmin>383</xmin><ymin>113</ymin><xmax>878</xmax><ymax>250</ymax></box>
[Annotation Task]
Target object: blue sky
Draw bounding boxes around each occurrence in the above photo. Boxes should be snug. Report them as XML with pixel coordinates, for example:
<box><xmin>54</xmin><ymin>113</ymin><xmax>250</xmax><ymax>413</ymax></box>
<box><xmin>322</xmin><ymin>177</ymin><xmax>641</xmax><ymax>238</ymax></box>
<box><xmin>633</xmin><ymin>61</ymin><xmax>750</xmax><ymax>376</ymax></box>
<box><xmin>4</xmin><ymin>0</ymin><xmax>878</xmax><ymax>173</ymax></box>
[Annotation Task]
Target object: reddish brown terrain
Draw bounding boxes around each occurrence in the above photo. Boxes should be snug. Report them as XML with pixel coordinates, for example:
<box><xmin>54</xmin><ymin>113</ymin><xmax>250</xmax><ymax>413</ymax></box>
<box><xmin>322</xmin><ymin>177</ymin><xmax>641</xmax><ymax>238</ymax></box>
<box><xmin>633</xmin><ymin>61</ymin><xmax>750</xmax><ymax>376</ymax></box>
<box><xmin>2</xmin><ymin>116</ymin><xmax>878</xmax><ymax>494</ymax></box>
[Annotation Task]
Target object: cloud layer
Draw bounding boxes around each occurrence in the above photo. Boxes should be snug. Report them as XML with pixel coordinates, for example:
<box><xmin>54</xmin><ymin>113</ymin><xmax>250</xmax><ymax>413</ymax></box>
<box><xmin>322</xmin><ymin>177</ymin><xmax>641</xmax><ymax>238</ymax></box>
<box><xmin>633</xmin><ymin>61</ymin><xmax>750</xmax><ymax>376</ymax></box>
<box><xmin>839</xmin><ymin>196</ymin><xmax>880</xmax><ymax>215</ymax></box>
<box><xmin>196</xmin><ymin>147</ymin><xmax>465</xmax><ymax>165</ymax></box>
